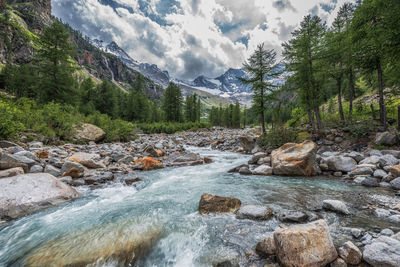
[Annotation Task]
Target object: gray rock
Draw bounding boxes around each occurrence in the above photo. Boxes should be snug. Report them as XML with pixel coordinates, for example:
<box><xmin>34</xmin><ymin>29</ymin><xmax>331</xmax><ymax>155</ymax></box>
<box><xmin>361</xmin><ymin>232</ymin><xmax>373</xmax><ymax>245</ymax></box>
<box><xmin>248</xmin><ymin>152</ymin><xmax>267</xmax><ymax>164</ymax></box>
<box><xmin>0</xmin><ymin>140</ymin><xmax>18</xmax><ymax>148</ymax></box>
<box><xmin>375</xmin><ymin>132</ymin><xmax>398</xmax><ymax>146</ymax></box>
<box><xmin>380</xmin><ymin>154</ymin><xmax>399</xmax><ymax>167</ymax></box>
<box><xmin>255</xmin><ymin>236</ymin><xmax>276</xmax><ymax>257</ymax></box>
<box><xmin>236</xmin><ymin>205</ymin><xmax>272</xmax><ymax>220</ymax></box>
<box><xmin>388</xmin><ymin>215</ymin><xmax>400</xmax><ymax>223</ymax></box>
<box><xmin>330</xmin><ymin>258</ymin><xmax>347</xmax><ymax>267</ymax></box>
<box><xmin>333</xmin><ymin>171</ymin><xmax>342</xmax><ymax>177</ymax></box>
<box><xmin>0</xmin><ymin>173</ymin><xmax>79</xmax><ymax>219</ymax></box>
<box><xmin>0</xmin><ymin>167</ymin><xmax>24</xmax><ymax>178</ymax></box>
<box><xmin>118</xmin><ymin>155</ymin><xmax>135</xmax><ymax>164</ymax></box>
<box><xmin>238</xmin><ymin>166</ymin><xmax>252</xmax><ymax>175</ymax></box>
<box><xmin>278</xmin><ymin>209</ymin><xmax>309</xmax><ymax>222</ymax></box>
<box><xmin>361</xmin><ymin>177</ymin><xmax>380</xmax><ymax>187</ymax></box>
<box><xmin>324</xmin><ymin>156</ymin><xmax>357</xmax><ymax>172</ymax></box>
<box><xmin>347</xmin><ymin>151</ymin><xmax>365</xmax><ymax>163</ymax></box>
<box><xmin>363</xmin><ymin>236</ymin><xmax>400</xmax><ymax>267</ymax></box>
<box><xmin>30</xmin><ymin>165</ymin><xmax>44</xmax><ymax>173</ymax></box>
<box><xmin>380</xmin><ymin>182</ymin><xmax>392</xmax><ymax>188</ymax></box>
<box><xmin>46</xmin><ymin>157</ymin><xmax>64</xmax><ymax>168</ymax></box>
<box><xmin>252</xmin><ymin>165</ymin><xmax>273</xmax><ymax>175</ymax></box>
<box><xmin>14</xmin><ymin>151</ymin><xmax>39</xmax><ymax>162</ymax></box>
<box><xmin>59</xmin><ymin>176</ymin><xmax>73</xmax><ymax>185</ymax></box>
<box><xmin>349</xmin><ymin>166</ymin><xmax>374</xmax><ymax>177</ymax></box>
<box><xmin>7</xmin><ymin>146</ymin><xmax>25</xmax><ymax>154</ymax></box>
<box><xmin>61</xmin><ymin>161</ymin><xmax>85</xmax><ymax>176</ymax></box>
<box><xmin>29</xmin><ymin>141</ymin><xmax>43</xmax><ymax>148</ymax></box>
<box><xmin>0</xmin><ymin>153</ymin><xmax>35</xmax><ymax>170</ymax></box>
<box><xmin>390</xmin><ymin>178</ymin><xmax>400</xmax><ymax>189</ymax></box>
<box><xmin>359</xmin><ymin>156</ymin><xmax>381</xmax><ymax>166</ymax></box>
<box><xmin>353</xmin><ymin>176</ymin><xmax>367</xmax><ymax>184</ymax></box>
<box><xmin>382</xmin><ymin>150</ymin><xmax>400</xmax><ymax>159</ymax></box>
<box><xmin>374</xmin><ymin>208</ymin><xmax>391</xmax><ymax>218</ymax></box>
<box><xmin>338</xmin><ymin>241</ymin><xmax>362</xmax><ymax>265</ymax></box>
<box><xmin>322</xmin><ymin>199</ymin><xmax>350</xmax><ymax>215</ymax></box>
<box><xmin>370</xmin><ymin>149</ymin><xmax>383</xmax><ymax>157</ymax></box>
<box><xmin>69</xmin><ymin>178</ymin><xmax>85</xmax><ymax>186</ymax></box>
<box><xmin>84</xmin><ymin>172</ymin><xmax>114</xmax><ymax>185</ymax></box>
<box><xmin>381</xmin><ymin>229</ymin><xmax>395</xmax><ymax>236</ymax></box>
<box><xmin>374</xmin><ymin>169</ymin><xmax>388</xmax><ymax>179</ymax></box>
<box><xmin>44</xmin><ymin>165</ymin><xmax>61</xmax><ymax>177</ymax></box>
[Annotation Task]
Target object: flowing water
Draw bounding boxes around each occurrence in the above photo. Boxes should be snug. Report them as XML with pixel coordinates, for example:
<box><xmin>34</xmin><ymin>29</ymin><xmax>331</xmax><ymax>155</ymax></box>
<box><xmin>0</xmin><ymin>147</ymin><xmax>398</xmax><ymax>266</ymax></box>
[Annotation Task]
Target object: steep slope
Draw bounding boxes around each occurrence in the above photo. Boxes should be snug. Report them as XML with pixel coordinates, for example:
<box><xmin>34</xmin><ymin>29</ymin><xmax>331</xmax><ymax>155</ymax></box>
<box><xmin>0</xmin><ymin>0</ymin><xmax>163</xmax><ymax>98</ymax></box>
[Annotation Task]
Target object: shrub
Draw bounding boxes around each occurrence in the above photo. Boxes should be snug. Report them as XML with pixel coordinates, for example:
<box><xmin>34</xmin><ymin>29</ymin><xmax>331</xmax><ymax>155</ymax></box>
<box><xmin>86</xmin><ymin>112</ymin><xmax>135</xmax><ymax>142</ymax></box>
<box><xmin>139</xmin><ymin>122</ymin><xmax>210</xmax><ymax>134</ymax></box>
<box><xmin>258</xmin><ymin>126</ymin><xmax>298</xmax><ymax>149</ymax></box>
<box><xmin>0</xmin><ymin>99</ymin><xmax>25</xmax><ymax>139</ymax></box>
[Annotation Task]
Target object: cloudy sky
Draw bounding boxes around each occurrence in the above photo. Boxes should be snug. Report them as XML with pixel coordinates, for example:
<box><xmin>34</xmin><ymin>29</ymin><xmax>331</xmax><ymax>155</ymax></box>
<box><xmin>52</xmin><ymin>0</ymin><xmax>354</xmax><ymax>80</ymax></box>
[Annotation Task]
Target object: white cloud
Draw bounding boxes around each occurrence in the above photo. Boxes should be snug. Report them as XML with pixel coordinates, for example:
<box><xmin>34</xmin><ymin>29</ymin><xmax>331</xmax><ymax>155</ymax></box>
<box><xmin>52</xmin><ymin>0</ymin><xmax>356</xmax><ymax>80</ymax></box>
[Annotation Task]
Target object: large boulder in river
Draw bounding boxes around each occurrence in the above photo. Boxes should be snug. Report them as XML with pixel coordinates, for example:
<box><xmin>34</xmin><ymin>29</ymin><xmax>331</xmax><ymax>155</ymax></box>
<box><xmin>73</xmin><ymin>123</ymin><xmax>105</xmax><ymax>143</ymax></box>
<box><xmin>375</xmin><ymin>132</ymin><xmax>398</xmax><ymax>146</ymax></box>
<box><xmin>324</xmin><ymin>156</ymin><xmax>357</xmax><ymax>173</ymax></box>
<box><xmin>134</xmin><ymin>157</ymin><xmax>164</xmax><ymax>170</ymax></box>
<box><xmin>199</xmin><ymin>193</ymin><xmax>241</xmax><ymax>214</ymax></box>
<box><xmin>0</xmin><ymin>173</ymin><xmax>79</xmax><ymax>220</ymax></box>
<box><xmin>271</xmin><ymin>140</ymin><xmax>317</xmax><ymax>176</ymax></box>
<box><xmin>363</xmin><ymin>236</ymin><xmax>400</xmax><ymax>267</ymax></box>
<box><xmin>24</xmin><ymin>220</ymin><xmax>162</xmax><ymax>266</ymax></box>
<box><xmin>68</xmin><ymin>152</ymin><xmax>105</xmax><ymax>169</ymax></box>
<box><xmin>273</xmin><ymin>219</ymin><xmax>338</xmax><ymax>267</ymax></box>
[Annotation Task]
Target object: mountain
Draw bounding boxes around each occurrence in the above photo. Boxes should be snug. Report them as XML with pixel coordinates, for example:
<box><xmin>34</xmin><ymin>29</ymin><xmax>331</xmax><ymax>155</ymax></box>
<box><xmin>91</xmin><ymin>39</ymin><xmax>170</xmax><ymax>88</ymax></box>
<box><xmin>0</xmin><ymin>0</ymin><xmax>163</xmax><ymax>98</ymax></box>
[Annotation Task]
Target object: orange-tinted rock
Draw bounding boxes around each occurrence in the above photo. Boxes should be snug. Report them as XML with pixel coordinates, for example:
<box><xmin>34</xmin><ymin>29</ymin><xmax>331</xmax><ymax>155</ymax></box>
<box><xmin>134</xmin><ymin>157</ymin><xmax>163</xmax><ymax>170</ymax></box>
<box><xmin>204</xmin><ymin>157</ymin><xmax>213</xmax><ymax>164</ymax></box>
<box><xmin>271</xmin><ymin>140</ymin><xmax>317</xmax><ymax>176</ymax></box>
<box><xmin>198</xmin><ymin>193</ymin><xmax>241</xmax><ymax>214</ymax></box>
<box><xmin>35</xmin><ymin>150</ymin><xmax>49</xmax><ymax>159</ymax></box>
<box><xmin>156</xmin><ymin>150</ymin><xmax>163</xmax><ymax>157</ymax></box>
<box><xmin>390</xmin><ymin>165</ymin><xmax>400</xmax><ymax>178</ymax></box>
<box><xmin>63</xmin><ymin>168</ymin><xmax>83</xmax><ymax>178</ymax></box>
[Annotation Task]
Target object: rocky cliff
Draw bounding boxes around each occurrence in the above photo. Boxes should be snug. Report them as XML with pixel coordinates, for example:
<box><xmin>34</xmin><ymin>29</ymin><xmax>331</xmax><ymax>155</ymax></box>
<box><xmin>0</xmin><ymin>0</ymin><xmax>163</xmax><ymax>98</ymax></box>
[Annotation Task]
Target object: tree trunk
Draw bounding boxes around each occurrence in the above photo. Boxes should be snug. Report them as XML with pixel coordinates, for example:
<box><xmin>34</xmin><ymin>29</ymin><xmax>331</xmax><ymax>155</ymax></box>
<box><xmin>371</xmin><ymin>104</ymin><xmax>376</xmax><ymax>120</ymax></box>
<box><xmin>307</xmin><ymin>104</ymin><xmax>316</xmax><ymax>133</ymax></box>
<box><xmin>314</xmin><ymin>106</ymin><xmax>322</xmax><ymax>131</ymax></box>
<box><xmin>377</xmin><ymin>59</ymin><xmax>387</xmax><ymax>128</ymax></box>
<box><xmin>398</xmin><ymin>106</ymin><xmax>400</xmax><ymax>130</ymax></box>
<box><xmin>260</xmin><ymin>89</ymin><xmax>266</xmax><ymax>135</ymax></box>
<box><xmin>337</xmin><ymin>77</ymin><xmax>345</xmax><ymax>122</ymax></box>
<box><xmin>348</xmin><ymin>67</ymin><xmax>355</xmax><ymax>121</ymax></box>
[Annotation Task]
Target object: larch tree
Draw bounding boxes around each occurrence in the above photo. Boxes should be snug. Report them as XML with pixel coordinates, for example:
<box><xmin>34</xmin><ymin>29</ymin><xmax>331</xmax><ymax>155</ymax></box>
<box><xmin>240</xmin><ymin>43</ymin><xmax>281</xmax><ymax>135</ymax></box>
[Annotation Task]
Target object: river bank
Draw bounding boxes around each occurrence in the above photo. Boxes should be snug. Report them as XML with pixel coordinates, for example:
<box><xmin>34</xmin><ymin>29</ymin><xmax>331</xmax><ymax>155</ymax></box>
<box><xmin>0</xmin><ymin>128</ymin><xmax>400</xmax><ymax>266</ymax></box>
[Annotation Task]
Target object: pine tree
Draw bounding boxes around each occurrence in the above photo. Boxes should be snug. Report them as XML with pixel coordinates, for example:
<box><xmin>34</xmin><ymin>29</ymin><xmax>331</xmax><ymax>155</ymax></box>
<box><xmin>196</xmin><ymin>98</ymin><xmax>201</xmax><ymax>121</ymax></box>
<box><xmin>232</xmin><ymin>101</ymin><xmax>241</xmax><ymax>128</ymax></box>
<box><xmin>36</xmin><ymin>20</ymin><xmax>77</xmax><ymax>104</ymax></box>
<box><xmin>79</xmin><ymin>77</ymin><xmax>97</xmax><ymax>114</ymax></box>
<box><xmin>240</xmin><ymin>44</ymin><xmax>281</xmax><ymax>134</ymax></box>
<box><xmin>95</xmin><ymin>80</ymin><xmax>117</xmax><ymax>118</ymax></box>
<box><xmin>162</xmin><ymin>82</ymin><xmax>182</xmax><ymax>122</ymax></box>
<box><xmin>283</xmin><ymin>15</ymin><xmax>326</xmax><ymax>132</ymax></box>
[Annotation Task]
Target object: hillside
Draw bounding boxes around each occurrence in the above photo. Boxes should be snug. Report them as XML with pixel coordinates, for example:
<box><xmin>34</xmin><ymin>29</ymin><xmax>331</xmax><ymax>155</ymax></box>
<box><xmin>0</xmin><ymin>0</ymin><xmax>163</xmax><ymax>98</ymax></box>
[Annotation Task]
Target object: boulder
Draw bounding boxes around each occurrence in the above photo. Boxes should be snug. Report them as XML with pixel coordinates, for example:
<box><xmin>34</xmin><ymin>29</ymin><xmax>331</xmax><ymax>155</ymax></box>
<box><xmin>84</xmin><ymin>172</ymin><xmax>114</xmax><ymax>185</ymax></box>
<box><xmin>338</xmin><ymin>241</ymin><xmax>362</xmax><ymax>265</ymax></box>
<box><xmin>252</xmin><ymin>165</ymin><xmax>273</xmax><ymax>175</ymax></box>
<box><xmin>363</xmin><ymin>236</ymin><xmax>400</xmax><ymax>267</ymax></box>
<box><xmin>322</xmin><ymin>200</ymin><xmax>350</xmax><ymax>215</ymax></box>
<box><xmin>375</xmin><ymin>132</ymin><xmax>398</xmax><ymax>146</ymax></box>
<box><xmin>237</xmin><ymin>136</ymin><xmax>256</xmax><ymax>154</ymax></box>
<box><xmin>248</xmin><ymin>152</ymin><xmax>268</xmax><ymax>164</ymax></box>
<box><xmin>390</xmin><ymin>165</ymin><xmax>400</xmax><ymax>178</ymax></box>
<box><xmin>29</xmin><ymin>165</ymin><xmax>44</xmax><ymax>173</ymax></box>
<box><xmin>0</xmin><ymin>153</ymin><xmax>35</xmax><ymax>171</ymax></box>
<box><xmin>44</xmin><ymin>164</ymin><xmax>61</xmax><ymax>177</ymax></box>
<box><xmin>0</xmin><ymin>173</ymin><xmax>79</xmax><ymax>220</ymax></box>
<box><xmin>61</xmin><ymin>161</ymin><xmax>85</xmax><ymax>178</ymax></box>
<box><xmin>24</xmin><ymin>221</ymin><xmax>162</xmax><ymax>266</ymax></box>
<box><xmin>359</xmin><ymin>156</ymin><xmax>381</xmax><ymax>166</ymax></box>
<box><xmin>271</xmin><ymin>140</ymin><xmax>317</xmax><ymax>176</ymax></box>
<box><xmin>382</xmin><ymin>150</ymin><xmax>400</xmax><ymax>159</ymax></box>
<box><xmin>134</xmin><ymin>157</ymin><xmax>163</xmax><ymax>171</ymax></box>
<box><xmin>374</xmin><ymin>169</ymin><xmax>388</xmax><ymax>179</ymax></box>
<box><xmin>347</xmin><ymin>151</ymin><xmax>365</xmax><ymax>163</ymax></box>
<box><xmin>361</xmin><ymin>177</ymin><xmax>380</xmax><ymax>187</ymax></box>
<box><xmin>390</xmin><ymin>178</ymin><xmax>400</xmax><ymax>190</ymax></box>
<box><xmin>273</xmin><ymin>220</ymin><xmax>338</xmax><ymax>267</ymax></box>
<box><xmin>0</xmin><ymin>140</ymin><xmax>18</xmax><ymax>148</ymax></box>
<box><xmin>278</xmin><ymin>209</ymin><xmax>309</xmax><ymax>223</ymax></box>
<box><xmin>380</xmin><ymin>154</ymin><xmax>399</xmax><ymax>167</ymax></box>
<box><xmin>172</xmin><ymin>152</ymin><xmax>203</xmax><ymax>166</ymax></box>
<box><xmin>198</xmin><ymin>193</ymin><xmax>241</xmax><ymax>214</ymax></box>
<box><xmin>143</xmin><ymin>145</ymin><xmax>159</xmax><ymax>157</ymax></box>
<box><xmin>255</xmin><ymin>236</ymin><xmax>276</xmax><ymax>258</ymax></box>
<box><xmin>73</xmin><ymin>123</ymin><xmax>106</xmax><ymax>142</ymax></box>
<box><xmin>68</xmin><ymin>152</ymin><xmax>105</xmax><ymax>169</ymax></box>
<box><xmin>34</xmin><ymin>150</ymin><xmax>49</xmax><ymax>159</ymax></box>
<box><xmin>349</xmin><ymin>166</ymin><xmax>373</xmax><ymax>177</ymax></box>
<box><xmin>235</xmin><ymin>205</ymin><xmax>272</xmax><ymax>220</ymax></box>
<box><xmin>330</xmin><ymin>258</ymin><xmax>347</xmax><ymax>267</ymax></box>
<box><xmin>0</xmin><ymin>167</ymin><xmax>24</xmax><ymax>178</ymax></box>
<box><xmin>238</xmin><ymin>166</ymin><xmax>252</xmax><ymax>175</ymax></box>
<box><xmin>324</xmin><ymin>156</ymin><xmax>357</xmax><ymax>173</ymax></box>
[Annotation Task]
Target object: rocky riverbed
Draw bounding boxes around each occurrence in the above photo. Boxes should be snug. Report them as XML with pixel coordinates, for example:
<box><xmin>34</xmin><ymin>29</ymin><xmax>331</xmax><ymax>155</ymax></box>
<box><xmin>0</xmin><ymin>127</ymin><xmax>400</xmax><ymax>266</ymax></box>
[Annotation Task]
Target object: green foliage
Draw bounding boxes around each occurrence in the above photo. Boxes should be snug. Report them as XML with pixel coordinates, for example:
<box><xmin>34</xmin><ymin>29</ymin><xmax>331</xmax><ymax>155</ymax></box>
<box><xmin>185</xmin><ymin>93</ymin><xmax>201</xmax><ymax>122</ymax></box>
<box><xmin>86</xmin><ymin>112</ymin><xmax>135</xmax><ymax>142</ymax></box>
<box><xmin>0</xmin><ymin>98</ymin><xmax>25</xmax><ymax>139</ymax></box>
<box><xmin>208</xmin><ymin>103</ymin><xmax>241</xmax><ymax>128</ymax></box>
<box><xmin>348</xmin><ymin>121</ymin><xmax>376</xmax><ymax>140</ymax></box>
<box><xmin>139</xmin><ymin>122</ymin><xmax>210</xmax><ymax>134</ymax></box>
<box><xmin>162</xmin><ymin>82</ymin><xmax>183</xmax><ymax>122</ymax></box>
<box><xmin>258</xmin><ymin>127</ymin><xmax>298</xmax><ymax>149</ymax></box>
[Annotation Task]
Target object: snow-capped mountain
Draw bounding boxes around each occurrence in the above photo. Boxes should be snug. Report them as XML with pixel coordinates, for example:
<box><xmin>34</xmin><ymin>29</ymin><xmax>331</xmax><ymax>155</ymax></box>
<box><xmin>91</xmin><ymin>39</ymin><xmax>287</xmax><ymax>106</ymax></box>
<box><xmin>91</xmin><ymin>39</ymin><xmax>170</xmax><ymax>88</ymax></box>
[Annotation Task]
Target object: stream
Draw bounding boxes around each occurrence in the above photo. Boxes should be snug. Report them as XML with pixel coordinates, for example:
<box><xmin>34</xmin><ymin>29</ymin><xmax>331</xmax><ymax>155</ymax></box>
<box><xmin>0</xmin><ymin>146</ymin><xmax>398</xmax><ymax>266</ymax></box>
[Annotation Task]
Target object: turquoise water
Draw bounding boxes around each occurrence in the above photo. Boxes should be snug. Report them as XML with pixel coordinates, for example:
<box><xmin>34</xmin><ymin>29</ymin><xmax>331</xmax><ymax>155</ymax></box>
<box><xmin>0</xmin><ymin>147</ymin><xmax>397</xmax><ymax>266</ymax></box>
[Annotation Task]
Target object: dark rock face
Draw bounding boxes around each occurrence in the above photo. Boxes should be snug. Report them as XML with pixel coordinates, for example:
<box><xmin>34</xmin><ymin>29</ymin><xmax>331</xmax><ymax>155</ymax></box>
<box><xmin>199</xmin><ymin>193</ymin><xmax>241</xmax><ymax>214</ymax></box>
